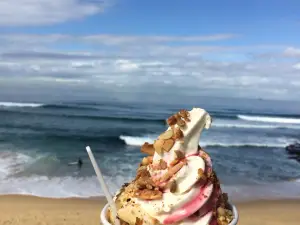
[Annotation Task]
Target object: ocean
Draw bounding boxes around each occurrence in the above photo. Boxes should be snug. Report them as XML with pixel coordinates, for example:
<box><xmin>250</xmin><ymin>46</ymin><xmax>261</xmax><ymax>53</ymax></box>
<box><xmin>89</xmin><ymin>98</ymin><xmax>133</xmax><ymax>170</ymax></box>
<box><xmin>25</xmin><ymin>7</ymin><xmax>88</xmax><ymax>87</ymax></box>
<box><xmin>0</xmin><ymin>97</ymin><xmax>300</xmax><ymax>201</ymax></box>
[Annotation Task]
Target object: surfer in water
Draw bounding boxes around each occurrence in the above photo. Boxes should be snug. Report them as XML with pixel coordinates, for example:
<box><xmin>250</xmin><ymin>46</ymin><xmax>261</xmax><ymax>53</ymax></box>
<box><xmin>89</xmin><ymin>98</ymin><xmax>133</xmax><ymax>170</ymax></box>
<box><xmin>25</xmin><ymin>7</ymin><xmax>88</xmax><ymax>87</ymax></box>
<box><xmin>78</xmin><ymin>157</ymin><xmax>83</xmax><ymax>169</ymax></box>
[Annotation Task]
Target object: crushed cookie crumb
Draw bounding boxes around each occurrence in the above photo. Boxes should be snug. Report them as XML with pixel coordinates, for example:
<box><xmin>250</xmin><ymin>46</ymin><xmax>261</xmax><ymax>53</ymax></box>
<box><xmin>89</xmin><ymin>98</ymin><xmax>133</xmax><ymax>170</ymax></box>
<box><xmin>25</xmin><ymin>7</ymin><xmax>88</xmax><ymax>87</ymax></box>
<box><xmin>136</xmin><ymin>166</ymin><xmax>150</xmax><ymax>180</ymax></box>
<box><xmin>134</xmin><ymin>189</ymin><xmax>163</xmax><ymax>200</ymax></box>
<box><xmin>135</xmin><ymin>176</ymin><xmax>155</xmax><ymax>190</ymax></box>
<box><xmin>152</xmin><ymin>159</ymin><xmax>168</xmax><ymax>170</ymax></box>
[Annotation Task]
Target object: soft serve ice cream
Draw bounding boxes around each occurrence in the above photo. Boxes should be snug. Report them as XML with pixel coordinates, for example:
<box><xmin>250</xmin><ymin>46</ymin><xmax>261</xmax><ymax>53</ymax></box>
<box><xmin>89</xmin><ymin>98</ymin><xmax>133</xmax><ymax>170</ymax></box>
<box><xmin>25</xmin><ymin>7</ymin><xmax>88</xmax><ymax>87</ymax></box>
<box><xmin>108</xmin><ymin>108</ymin><xmax>234</xmax><ymax>225</ymax></box>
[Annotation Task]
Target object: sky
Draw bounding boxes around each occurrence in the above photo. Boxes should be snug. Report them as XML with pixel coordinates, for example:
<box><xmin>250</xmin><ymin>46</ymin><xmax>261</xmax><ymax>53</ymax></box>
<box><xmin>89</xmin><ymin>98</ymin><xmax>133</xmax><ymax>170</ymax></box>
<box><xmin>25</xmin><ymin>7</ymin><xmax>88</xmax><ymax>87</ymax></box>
<box><xmin>0</xmin><ymin>0</ymin><xmax>300</xmax><ymax>103</ymax></box>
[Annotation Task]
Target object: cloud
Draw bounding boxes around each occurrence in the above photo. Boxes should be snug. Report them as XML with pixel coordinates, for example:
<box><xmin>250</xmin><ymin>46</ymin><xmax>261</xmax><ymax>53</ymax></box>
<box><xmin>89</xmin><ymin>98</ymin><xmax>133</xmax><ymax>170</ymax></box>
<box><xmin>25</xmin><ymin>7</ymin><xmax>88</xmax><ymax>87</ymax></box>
<box><xmin>0</xmin><ymin>33</ymin><xmax>236</xmax><ymax>48</ymax></box>
<box><xmin>0</xmin><ymin>0</ymin><xmax>111</xmax><ymax>26</ymax></box>
<box><xmin>81</xmin><ymin>34</ymin><xmax>238</xmax><ymax>45</ymax></box>
<box><xmin>293</xmin><ymin>63</ymin><xmax>300</xmax><ymax>70</ymax></box>
<box><xmin>0</xmin><ymin>33</ymin><xmax>300</xmax><ymax>102</ymax></box>
<box><xmin>284</xmin><ymin>47</ymin><xmax>300</xmax><ymax>57</ymax></box>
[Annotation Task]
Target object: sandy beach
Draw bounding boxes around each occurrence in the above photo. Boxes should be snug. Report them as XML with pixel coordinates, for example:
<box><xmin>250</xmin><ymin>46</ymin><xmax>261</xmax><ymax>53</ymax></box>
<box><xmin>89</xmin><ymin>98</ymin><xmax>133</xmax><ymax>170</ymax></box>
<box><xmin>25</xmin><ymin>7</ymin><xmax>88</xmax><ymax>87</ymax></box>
<box><xmin>0</xmin><ymin>195</ymin><xmax>298</xmax><ymax>225</ymax></box>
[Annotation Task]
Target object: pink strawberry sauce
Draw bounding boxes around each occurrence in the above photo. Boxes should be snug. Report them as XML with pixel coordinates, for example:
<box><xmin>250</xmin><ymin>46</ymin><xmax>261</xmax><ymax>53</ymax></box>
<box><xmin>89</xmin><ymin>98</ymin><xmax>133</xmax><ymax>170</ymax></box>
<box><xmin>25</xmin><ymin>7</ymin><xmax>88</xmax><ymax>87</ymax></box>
<box><xmin>160</xmin><ymin>149</ymin><xmax>220</xmax><ymax>224</ymax></box>
<box><xmin>162</xmin><ymin>182</ymin><xmax>213</xmax><ymax>224</ymax></box>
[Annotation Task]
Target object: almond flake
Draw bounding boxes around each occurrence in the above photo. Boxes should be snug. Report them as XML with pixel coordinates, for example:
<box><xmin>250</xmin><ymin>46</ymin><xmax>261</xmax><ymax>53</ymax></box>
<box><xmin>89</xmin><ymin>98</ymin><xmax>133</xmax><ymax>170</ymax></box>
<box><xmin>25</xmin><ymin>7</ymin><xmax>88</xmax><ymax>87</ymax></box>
<box><xmin>153</xmin><ymin>139</ymin><xmax>164</xmax><ymax>154</ymax></box>
<box><xmin>159</xmin><ymin>129</ymin><xmax>174</xmax><ymax>140</ymax></box>
<box><xmin>162</xmin><ymin>139</ymin><xmax>175</xmax><ymax>152</ymax></box>
<box><xmin>141</xmin><ymin>142</ymin><xmax>155</xmax><ymax>155</ymax></box>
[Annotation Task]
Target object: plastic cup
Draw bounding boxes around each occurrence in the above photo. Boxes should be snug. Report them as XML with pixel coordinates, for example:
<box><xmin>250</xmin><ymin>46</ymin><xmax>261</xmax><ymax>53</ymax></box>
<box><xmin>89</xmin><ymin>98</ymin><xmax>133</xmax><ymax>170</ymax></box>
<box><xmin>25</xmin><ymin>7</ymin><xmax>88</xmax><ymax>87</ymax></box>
<box><xmin>100</xmin><ymin>203</ymin><xmax>239</xmax><ymax>225</ymax></box>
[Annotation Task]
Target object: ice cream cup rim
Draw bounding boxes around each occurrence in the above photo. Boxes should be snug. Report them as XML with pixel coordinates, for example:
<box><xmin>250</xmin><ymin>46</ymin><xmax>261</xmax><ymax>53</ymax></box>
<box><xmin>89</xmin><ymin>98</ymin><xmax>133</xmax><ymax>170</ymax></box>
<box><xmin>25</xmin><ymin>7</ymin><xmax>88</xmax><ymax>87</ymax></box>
<box><xmin>100</xmin><ymin>202</ymin><xmax>239</xmax><ymax>225</ymax></box>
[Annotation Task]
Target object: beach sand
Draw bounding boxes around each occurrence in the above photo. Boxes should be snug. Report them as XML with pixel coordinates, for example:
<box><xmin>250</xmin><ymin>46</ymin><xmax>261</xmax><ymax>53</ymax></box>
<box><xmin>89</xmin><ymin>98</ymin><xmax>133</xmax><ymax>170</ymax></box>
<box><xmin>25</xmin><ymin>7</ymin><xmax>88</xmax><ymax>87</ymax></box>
<box><xmin>0</xmin><ymin>195</ymin><xmax>298</xmax><ymax>225</ymax></box>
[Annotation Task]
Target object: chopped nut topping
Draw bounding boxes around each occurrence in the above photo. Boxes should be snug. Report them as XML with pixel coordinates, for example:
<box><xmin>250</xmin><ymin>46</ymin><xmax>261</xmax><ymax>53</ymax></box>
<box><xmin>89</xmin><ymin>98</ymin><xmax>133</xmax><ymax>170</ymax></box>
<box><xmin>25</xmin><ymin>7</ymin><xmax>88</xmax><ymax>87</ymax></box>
<box><xmin>141</xmin><ymin>142</ymin><xmax>155</xmax><ymax>155</ymax></box>
<box><xmin>141</xmin><ymin>156</ymin><xmax>153</xmax><ymax>166</ymax></box>
<box><xmin>153</xmin><ymin>139</ymin><xmax>164</xmax><ymax>154</ymax></box>
<box><xmin>136</xmin><ymin>166</ymin><xmax>150</xmax><ymax>180</ymax></box>
<box><xmin>135</xmin><ymin>189</ymin><xmax>163</xmax><ymax>200</ymax></box>
<box><xmin>158</xmin><ymin>129</ymin><xmax>174</xmax><ymax>140</ymax></box>
<box><xmin>178</xmin><ymin>109</ymin><xmax>190</xmax><ymax>117</ymax></box>
<box><xmin>174</xmin><ymin>114</ymin><xmax>186</xmax><ymax>127</ymax></box>
<box><xmin>135</xmin><ymin>217</ymin><xmax>143</xmax><ymax>225</ymax></box>
<box><xmin>169</xmin><ymin>159</ymin><xmax>179</xmax><ymax>167</ymax></box>
<box><xmin>151</xmin><ymin>159</ymin><xmax>168</xmax><ymax>170</ymax></box>
<box><xmin>198</xmin><ymin>168</ymin><xmax>207</xmax><ymax>182</ymax></box>
<box><xmin>167</xmin><ymin>115</ymin><xmax>177</xmax><ymax>126</ymax></box>
<box><xmin>217</xmin><ymin>207</ymin><xmax>226</xmax><ymax>216</ymax></box>
<box><xmin>160</xmin><ymin>160</ymin><xmax>187</xmax><ymax>182</ymax></box>
<box><xmin>151</xmin><ymin>218</ymin><xmax>159</xmax><ymax>225</ymax></box>
<box><xmin>162</xmin><ymin>139</ymin><xmax>175</xmax><ymax>152</ymax></box>
<box><xmin>121</xmin><ymin>221</ymin><xmax>130</xmax><ymax>225</ymax></box>
<box><xmin>173</xmin><ymin>127</ymin><xmax>184</xmax><ymax>139</ymax></box>
<box><xmin>168</xmin><ymin>180</ymin><xmax>177</xmax><ymax>193</ymax></box>
<box><xmin>136</xmin><ymin>176</ymin><xmax>155</xmax><ymax>190</ymax></box>
<box><xmin>166</xmin><ymin>109</ymin><xmax>190</xmax><ymax>128</ymax></box>
<box><xmin>174</xmin><ymin>150</ymin><xmax>185</xmax><ymax>159</ymax></box>
<box><xmin>178</xmin><ymin>109</ymin><xmax>190</xmax><ymax>122</ymax></box>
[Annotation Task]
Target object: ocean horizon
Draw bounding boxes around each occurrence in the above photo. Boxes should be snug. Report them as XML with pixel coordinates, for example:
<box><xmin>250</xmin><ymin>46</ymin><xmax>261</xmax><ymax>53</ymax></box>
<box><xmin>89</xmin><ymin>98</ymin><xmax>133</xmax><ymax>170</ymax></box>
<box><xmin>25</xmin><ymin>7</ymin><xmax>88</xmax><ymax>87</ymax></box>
<box><xmin>0</xmin><ymin>97</ymin><xmax>300</xmax><ymax>202</ymax></box>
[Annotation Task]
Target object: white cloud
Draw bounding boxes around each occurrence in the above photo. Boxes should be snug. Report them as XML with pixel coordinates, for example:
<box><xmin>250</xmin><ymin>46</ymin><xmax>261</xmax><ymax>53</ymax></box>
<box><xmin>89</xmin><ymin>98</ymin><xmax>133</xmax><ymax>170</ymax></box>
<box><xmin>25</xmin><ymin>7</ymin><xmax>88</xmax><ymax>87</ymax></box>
<box><xmin>283</xmin><ymin>47</ymin><xmax>300</xmax><ymax>57</ymax></box>
<box><xmin>82</xmin><ymin>34</ymin><xmax>237</xmax><ymax>45</ymax></box>
<box><xmin>0</xmin><ymin>33</ymin><xmax>236</xmax><ymax>50</ymax></box>
<box><xmin>0</xmin><ymin>33</ymin><xmax>300</xmax><ymax>101</ymax></box>
<box><xmin>293</xmin><ymin>63</ymin><xmax>300</xmax><ymax>70</ymax></box>
<box><xmin>115</xmin><ymin>60</ymin><xmax>139</xmax><ymax>72</ymax></box>
<box><xmin>0</xmin><ymin>0</ymin><xmax>111</xmax><ymax>26</ymax></box>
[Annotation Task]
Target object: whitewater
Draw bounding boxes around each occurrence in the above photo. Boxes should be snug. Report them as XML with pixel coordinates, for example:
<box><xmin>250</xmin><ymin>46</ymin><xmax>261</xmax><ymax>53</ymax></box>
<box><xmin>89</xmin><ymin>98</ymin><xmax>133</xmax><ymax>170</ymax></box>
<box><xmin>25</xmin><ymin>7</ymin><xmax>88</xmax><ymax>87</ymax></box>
<box><xmin>0</xmin><ymin>100</ymin><xmax>300</xmax><ymax>200</ymax></box>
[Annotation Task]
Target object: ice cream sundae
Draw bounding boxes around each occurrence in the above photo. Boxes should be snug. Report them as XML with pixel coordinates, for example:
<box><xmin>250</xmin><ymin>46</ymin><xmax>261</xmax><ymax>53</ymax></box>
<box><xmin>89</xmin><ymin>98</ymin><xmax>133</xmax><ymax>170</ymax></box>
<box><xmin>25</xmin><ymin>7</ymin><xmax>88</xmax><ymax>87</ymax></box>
<box><xmin>107</xmin><ymin>108</ymin><xmax>234</xmax><ymax>225</ymax></box>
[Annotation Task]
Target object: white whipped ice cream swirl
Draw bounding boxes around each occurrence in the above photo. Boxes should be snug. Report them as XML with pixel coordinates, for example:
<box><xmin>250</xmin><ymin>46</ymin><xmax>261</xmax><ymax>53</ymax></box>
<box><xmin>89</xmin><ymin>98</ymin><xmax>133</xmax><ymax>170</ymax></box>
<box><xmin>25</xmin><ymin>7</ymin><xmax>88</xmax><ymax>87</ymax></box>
<box><xmin>136</xmin><ymin>108</ymin><xmax>217</xmax><ymax>225</ymax></box>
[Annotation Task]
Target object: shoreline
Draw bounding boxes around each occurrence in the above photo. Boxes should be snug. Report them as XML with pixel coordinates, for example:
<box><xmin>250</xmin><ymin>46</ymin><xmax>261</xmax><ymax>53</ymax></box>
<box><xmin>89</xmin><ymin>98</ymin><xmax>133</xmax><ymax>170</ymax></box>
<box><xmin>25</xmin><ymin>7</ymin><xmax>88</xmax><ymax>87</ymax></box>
<box><xmin>0</xmin><ymin>195</ymin><xmax>299</xmax><ymax>225</ymax></box>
